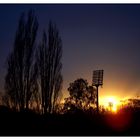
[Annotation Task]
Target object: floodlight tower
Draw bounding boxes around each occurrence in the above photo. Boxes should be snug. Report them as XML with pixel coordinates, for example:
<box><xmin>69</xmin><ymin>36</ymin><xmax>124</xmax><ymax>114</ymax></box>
<box><xmin>92</xmin><ymin>70</ymin><xmax>104</xmax><ymax>113</ymax></box>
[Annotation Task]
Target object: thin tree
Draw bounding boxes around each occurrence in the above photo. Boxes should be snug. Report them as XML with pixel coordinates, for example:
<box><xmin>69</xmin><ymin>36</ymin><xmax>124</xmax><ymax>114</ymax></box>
<box><xmin>5</xmin><ymin>10</ymin><xmax>38</xmax><ymax>110</ymax></box>
<box><xmin>37</xmin><ymin>32</ymin><xmax>47</xmax><ymax>114</ymax></box>
<box><xmin>38</xmin><ymin>22</ymin><xmax>63</xmax><ymax>114</ymax></box>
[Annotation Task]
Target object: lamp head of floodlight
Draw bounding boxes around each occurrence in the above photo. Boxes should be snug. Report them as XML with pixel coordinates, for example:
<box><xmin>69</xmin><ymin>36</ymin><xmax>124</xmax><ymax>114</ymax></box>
<box><xmin>92</xmin><ymin>70</ymin><xmax>104</xmax><ymax>87</ymax></box>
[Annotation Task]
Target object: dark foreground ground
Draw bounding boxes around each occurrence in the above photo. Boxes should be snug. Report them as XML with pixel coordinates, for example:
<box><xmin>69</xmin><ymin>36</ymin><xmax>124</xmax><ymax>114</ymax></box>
<box><xmin>0</xmin><ymin>106</ymin><xmax>140</xmax><ymax>136</ymax></box>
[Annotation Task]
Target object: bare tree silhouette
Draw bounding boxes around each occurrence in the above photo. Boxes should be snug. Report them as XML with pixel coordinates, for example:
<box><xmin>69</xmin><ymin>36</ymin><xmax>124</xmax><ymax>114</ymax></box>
<box><xmin>37</xmin><ymin>32</ymin><xmax>47</xmax><ymax>114</ymax></box>
<box><xmin>37</xmin><ymin>22</ymin><xmax>63</xmax><ymax>114</ymax></box>
<box><xmin>5</xmin><ymin>10</ymin><xmax>38</xmax><ymax>110</ymax></box>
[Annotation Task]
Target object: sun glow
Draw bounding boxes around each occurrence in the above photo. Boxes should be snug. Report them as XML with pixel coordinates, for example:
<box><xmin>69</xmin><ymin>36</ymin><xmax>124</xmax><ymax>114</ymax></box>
<box><xmin>100</xmin><ymin>96</ymin><xmax>120</xmax><ymax>112</ymax></box>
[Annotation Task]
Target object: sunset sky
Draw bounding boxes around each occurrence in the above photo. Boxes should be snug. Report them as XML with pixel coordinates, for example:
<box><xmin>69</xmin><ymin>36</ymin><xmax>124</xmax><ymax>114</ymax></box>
<box><xmin>1</xmin><ymin>4</ymin><xmax>140</xmax><ymax>103</ymax></box>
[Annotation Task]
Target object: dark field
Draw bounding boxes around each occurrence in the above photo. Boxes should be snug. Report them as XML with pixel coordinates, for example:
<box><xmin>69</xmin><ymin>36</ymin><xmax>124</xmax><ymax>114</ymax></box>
<box><xmin>0</xmin><ymin>106</ymin><xmax>140</xmax><ymax>136</ymax></box>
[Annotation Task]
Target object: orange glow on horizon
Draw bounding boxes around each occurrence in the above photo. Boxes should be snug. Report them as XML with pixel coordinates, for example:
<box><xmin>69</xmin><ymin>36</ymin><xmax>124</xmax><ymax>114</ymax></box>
<box><xmin>100</xmin><ymin>96</ymin><xmax>121</xmax><ymax>112</ymax></box>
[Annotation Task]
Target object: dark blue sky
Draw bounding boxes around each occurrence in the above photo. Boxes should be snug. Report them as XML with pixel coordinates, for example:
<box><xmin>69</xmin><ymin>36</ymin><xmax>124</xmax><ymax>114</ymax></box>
<box><xmin>1</xmin><ymin>4</ymin><xmax>140</xmax><ymax>100</ymax></box>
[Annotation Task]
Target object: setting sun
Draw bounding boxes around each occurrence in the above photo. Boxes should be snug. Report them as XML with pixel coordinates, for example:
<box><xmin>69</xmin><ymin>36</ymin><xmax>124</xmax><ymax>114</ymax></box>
<box><xmin>100</xmin><ymin>96</ymin><xmax>120</xmax><ymax>112</ymax></box>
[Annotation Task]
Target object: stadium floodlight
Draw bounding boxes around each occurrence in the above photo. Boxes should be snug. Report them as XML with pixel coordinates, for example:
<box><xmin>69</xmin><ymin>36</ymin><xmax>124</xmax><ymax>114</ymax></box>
<box><xmin>92</xmin><ymin>70</ymin><xmax>104</xmax><ymax>113</ymax></box>
<box><xmin>92</xmin><ymin>70</ymin><xmax>104</xmax><ymax>87</ymax></box>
